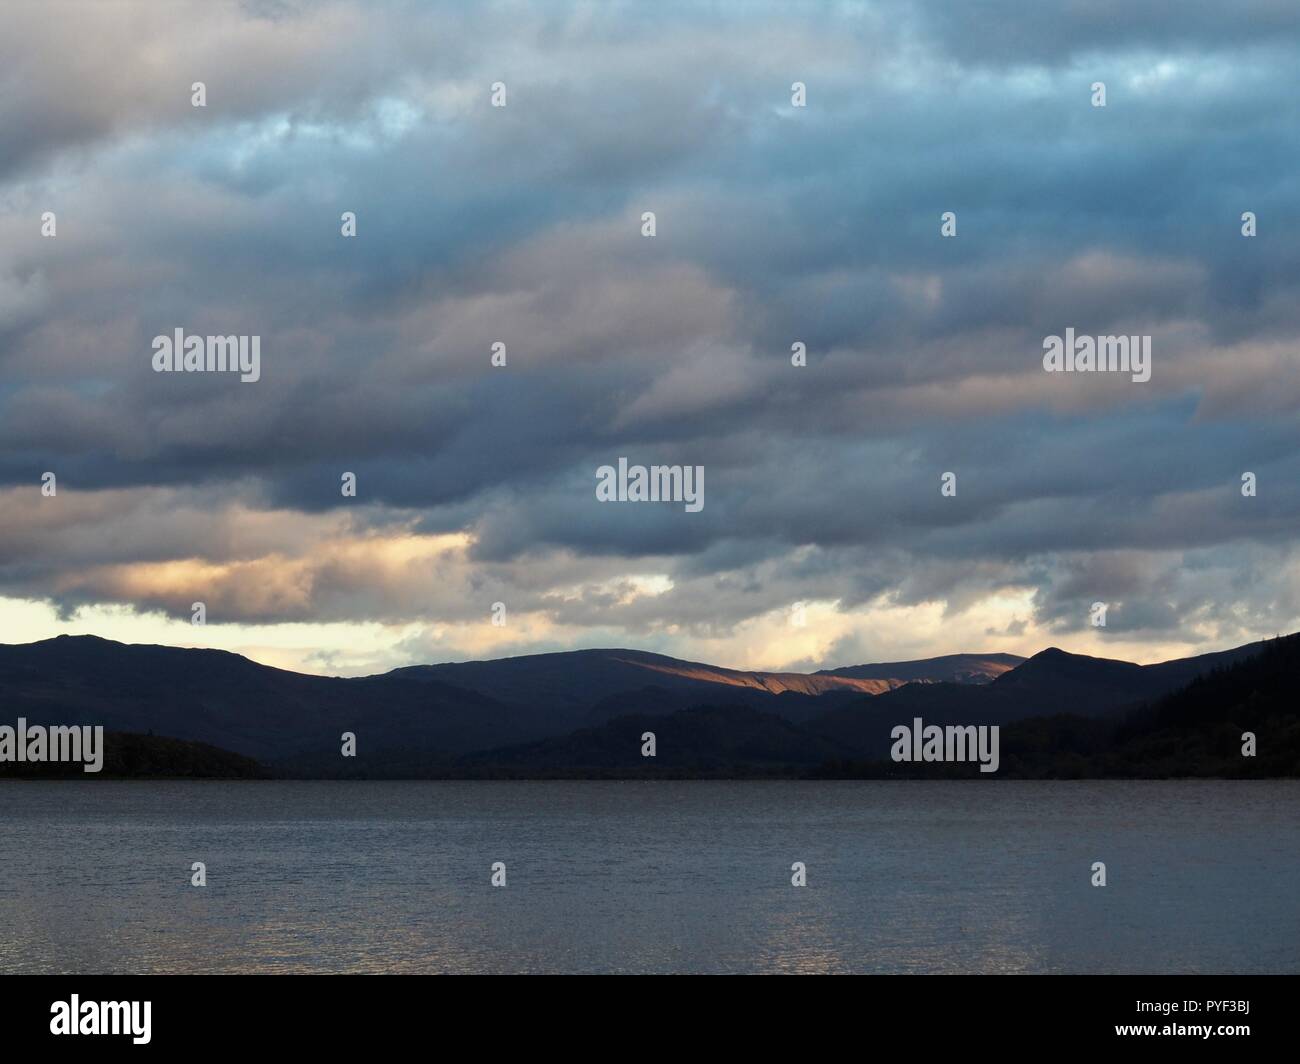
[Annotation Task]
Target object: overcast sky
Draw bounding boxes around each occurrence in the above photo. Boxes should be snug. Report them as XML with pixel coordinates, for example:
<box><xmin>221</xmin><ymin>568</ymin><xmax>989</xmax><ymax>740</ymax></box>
<box><xmin>1</xmin><ymin>0</ymin><xmax>1298</xmax><ymax>675</ymax></box>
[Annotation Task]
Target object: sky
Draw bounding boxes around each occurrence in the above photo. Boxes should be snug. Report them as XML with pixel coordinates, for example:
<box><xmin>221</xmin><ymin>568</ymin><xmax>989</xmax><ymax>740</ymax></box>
<box><xmin>1</xmin><ymin>0</ymin><xmax>1298</xmax><ymax>676</ymax></box>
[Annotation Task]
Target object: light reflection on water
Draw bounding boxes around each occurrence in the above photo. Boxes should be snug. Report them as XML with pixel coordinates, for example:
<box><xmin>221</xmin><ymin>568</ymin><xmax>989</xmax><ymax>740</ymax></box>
<box><xmin>0</xmin><ymin>779</ymin><xmax>1295</xmax><ymax>974</ymax></box>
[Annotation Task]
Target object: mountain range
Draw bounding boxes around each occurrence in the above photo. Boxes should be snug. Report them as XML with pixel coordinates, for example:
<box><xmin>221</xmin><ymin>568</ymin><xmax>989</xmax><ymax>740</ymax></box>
<box><xmin>0</xmin><ymin>633</ymin><xmax>1294</xmax><ymax>777</ymax></box>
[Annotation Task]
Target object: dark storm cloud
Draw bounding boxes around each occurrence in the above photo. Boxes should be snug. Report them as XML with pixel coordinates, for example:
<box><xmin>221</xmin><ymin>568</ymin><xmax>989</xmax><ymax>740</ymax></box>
<box><xmin>1</xmin><ymin>0</ymin><xmax>1298</xmax><ymax>650</ymax></box>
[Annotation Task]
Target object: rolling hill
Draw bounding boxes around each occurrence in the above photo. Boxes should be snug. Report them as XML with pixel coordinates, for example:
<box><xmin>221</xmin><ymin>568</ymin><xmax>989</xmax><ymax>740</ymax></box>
<box><xmin>806</xmin><ymin>640</ymin><xmax>1274</xmax><ymax>760</ymax></box>
<box><xmin>0</xmin><ymin>633</ymin><xmax>1289</xmax><ymax>776</ymax></box>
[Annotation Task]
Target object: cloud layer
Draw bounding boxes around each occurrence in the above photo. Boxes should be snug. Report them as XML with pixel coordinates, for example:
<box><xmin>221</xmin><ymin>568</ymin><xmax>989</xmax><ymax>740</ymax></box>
<box><xmin>2</xmin><ymin>0</ymin><xmax>1298</xmax><ymax>673</ymax></box>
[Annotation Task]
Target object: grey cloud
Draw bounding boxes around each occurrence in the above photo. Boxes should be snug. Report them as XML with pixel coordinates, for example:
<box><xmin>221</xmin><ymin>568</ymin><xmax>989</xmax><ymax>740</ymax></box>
<box><xmin>2</xmin><ymin>1</ymin><xmax>1299</xmax><ymax>655</ymax></box>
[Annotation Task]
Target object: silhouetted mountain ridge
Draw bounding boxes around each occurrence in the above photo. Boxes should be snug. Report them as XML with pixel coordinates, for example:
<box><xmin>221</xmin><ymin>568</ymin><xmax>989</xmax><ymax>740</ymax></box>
<box><xmin>817</xmin><ymin>652</ymin><xmax>1023</xmax><ymax>684</ymax></box>
<box><xmin>0</xmin><ymin>633</ymin><xmax>1290</xmax><ymax>776</ymax></box>
<box><xmin>807</xmin><ymin>638</ymin><xmax>1274</xmax><ymax>760</ymax></box>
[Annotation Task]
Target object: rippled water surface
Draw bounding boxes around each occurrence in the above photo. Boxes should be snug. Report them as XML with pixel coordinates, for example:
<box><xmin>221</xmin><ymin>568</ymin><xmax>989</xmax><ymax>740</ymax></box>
<box><xmin>1</xmin><ymin>780</ymin><xmax>1296</xmax><ymax>973</ymax></box>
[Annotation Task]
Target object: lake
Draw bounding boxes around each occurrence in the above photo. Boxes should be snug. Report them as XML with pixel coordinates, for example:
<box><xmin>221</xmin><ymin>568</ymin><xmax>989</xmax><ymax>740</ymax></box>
<box><xmin>1</xmin><ymin>780</ymin><xmax>1296</xmax><ymax>974</ymax></box>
